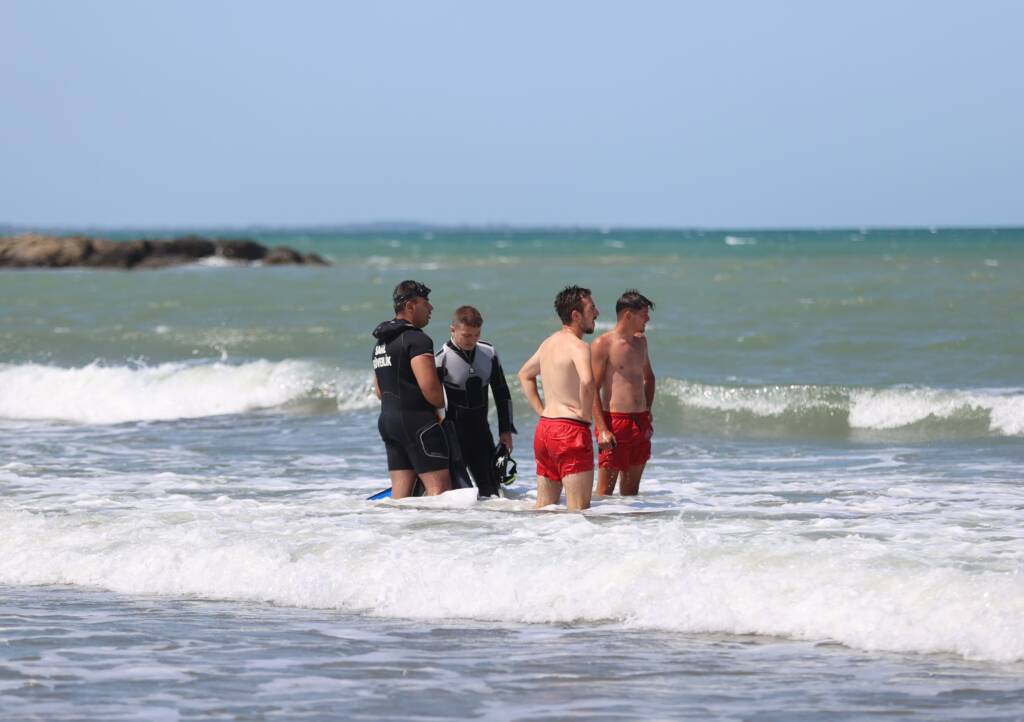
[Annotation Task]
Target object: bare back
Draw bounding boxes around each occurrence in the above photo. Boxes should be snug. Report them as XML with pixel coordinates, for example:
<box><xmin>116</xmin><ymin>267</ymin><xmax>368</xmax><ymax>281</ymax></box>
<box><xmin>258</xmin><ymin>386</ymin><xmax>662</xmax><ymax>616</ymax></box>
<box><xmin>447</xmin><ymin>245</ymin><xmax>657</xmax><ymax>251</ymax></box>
<box><xmin>538</xmin><ymin>331</ymin><xmax>593</xmax><ymax>420</ymax></box>
<box><xmin>595</xmin><ymin>331</ymin><xmax>650</xmax><ymax>413</ymax></box>
<box><xmin>519</xmin><ymin>329</ymin><xmax>594</xmax><ymax>422</ymax></box>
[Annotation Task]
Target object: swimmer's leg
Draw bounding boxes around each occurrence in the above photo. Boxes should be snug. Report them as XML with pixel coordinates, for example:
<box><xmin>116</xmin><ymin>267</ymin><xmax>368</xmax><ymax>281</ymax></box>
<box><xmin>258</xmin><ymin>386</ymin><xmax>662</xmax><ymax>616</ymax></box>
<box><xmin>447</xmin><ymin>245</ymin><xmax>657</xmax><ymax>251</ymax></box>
<box><xmin>596</xmin><ymin>466</ymin><xmax>619</xmax><ymax>496</ymax></box>
<box><xmin>536</xmin><ymin>476</ymin><xmax>563</xmax><ymax>508</ymax></box>
<box><xmin>390</xmin><ymin>469</ymin><xmax>419</xmax><ymax>499</ymax></box>
<box><xmin>419</xmin><ymin>468</ymin><xmax>452</xmax><ymax>496</ymax></box>
<box><xmin>563</xmin><ymin>470</ymin><xmax>594</xmax><ymax>511</ymax></box>
<box><xmin>619</xmin><ymin>463</ymin><xmax>646</xmax><ymax>496</ymax></box>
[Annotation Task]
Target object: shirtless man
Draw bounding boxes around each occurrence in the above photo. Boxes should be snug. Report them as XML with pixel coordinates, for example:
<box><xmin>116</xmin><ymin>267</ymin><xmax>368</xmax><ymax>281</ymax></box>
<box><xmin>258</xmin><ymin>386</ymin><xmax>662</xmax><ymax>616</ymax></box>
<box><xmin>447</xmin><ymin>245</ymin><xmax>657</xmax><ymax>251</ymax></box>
<box><xmin>517</xmin><ymin>285</ymin><xmax>599</xmax><ymax>511</ymax></box>
<box><xmin>591</xmin><ymin>290</ymin><xmax>656</xmax><ymax>496</ymax></box>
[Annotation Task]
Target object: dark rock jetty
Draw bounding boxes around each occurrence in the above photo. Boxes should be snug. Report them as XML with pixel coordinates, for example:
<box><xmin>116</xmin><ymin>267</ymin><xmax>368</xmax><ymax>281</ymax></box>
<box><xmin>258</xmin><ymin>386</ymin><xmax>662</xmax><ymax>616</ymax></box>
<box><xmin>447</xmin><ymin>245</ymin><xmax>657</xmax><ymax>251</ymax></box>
<box><xmin>0</xmin><ymin>234</ymin><xmax>329</xmax><ymax>269</ymax></box>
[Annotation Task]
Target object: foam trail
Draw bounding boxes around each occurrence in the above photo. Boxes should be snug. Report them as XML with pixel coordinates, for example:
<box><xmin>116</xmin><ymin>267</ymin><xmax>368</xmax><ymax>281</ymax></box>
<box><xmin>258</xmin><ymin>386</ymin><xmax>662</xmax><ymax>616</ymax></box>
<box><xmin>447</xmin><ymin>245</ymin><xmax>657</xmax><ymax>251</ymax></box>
<box><xmin>0</xmin><ymin>361</ymin><xmax>377</xmax><ymax>424</ymax></box>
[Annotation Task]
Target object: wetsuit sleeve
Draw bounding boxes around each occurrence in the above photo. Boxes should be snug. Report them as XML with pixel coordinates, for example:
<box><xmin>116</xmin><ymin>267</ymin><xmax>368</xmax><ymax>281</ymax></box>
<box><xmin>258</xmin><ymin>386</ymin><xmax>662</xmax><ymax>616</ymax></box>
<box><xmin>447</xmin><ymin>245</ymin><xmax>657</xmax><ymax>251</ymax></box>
<box><xmin>435</xmin><ymin>348</ymin><xmax>447</xmax><ymax>384</ymax></box>
<box><xmin>405</xmin><ymin>329</ymin><xmax>434</xmax><ymax>360</ymax></box>
<box><xmin>489</xmin><ymin>353</ymin><xmax>516</xmax><ymax>435</ymax></box>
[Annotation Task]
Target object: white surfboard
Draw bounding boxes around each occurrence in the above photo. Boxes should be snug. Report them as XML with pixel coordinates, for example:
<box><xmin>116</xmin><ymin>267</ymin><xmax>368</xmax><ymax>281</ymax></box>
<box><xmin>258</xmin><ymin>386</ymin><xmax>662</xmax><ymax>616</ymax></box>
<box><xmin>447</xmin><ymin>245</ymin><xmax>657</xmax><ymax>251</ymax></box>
<box><xmin>389</xmin><ymin>486</ymin><xmax>479</xmax><ymax>509</ymax></box>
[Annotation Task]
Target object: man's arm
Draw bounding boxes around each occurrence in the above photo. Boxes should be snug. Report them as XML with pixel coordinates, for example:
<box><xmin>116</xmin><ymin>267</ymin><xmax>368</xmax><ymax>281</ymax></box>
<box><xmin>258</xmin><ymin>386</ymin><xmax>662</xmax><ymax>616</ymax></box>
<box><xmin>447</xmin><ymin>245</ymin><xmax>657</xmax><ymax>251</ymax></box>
<box><xmin>590</xmin><ymin>336</ymin><xmax>614</xmax><ymax>448</ymax></box>
<box><xmin>434</xmin><ymin>351</ymin><xmax>449</xmax><ymax>407</ymax></box>
<box><xmin>517</xmin><ymin>350</ymin><xmax>544</xmax><ymax>417</ymax></box>
<box><xmin>490</xmin><ymin>353</ymin><xmax>515</xmax><ymax>450</ymax></box>
<box><xmin>411</xmin><ymin>353</ymin><xmax>446</xmax><ymax>409</ymax></box>
<box><xmin>373</xmin><ymin>374</ymin><xmax>381</xmax><ymax>400</ymax></box>
<box><xmin>572</xmin><ymin>342</ymin><xmax>596</xmax><ymax>423</ymax></box>
<box><xmin>643</xmin><ymin>344</ymin><xmax>656</xmax><ymax>412</ymax></box>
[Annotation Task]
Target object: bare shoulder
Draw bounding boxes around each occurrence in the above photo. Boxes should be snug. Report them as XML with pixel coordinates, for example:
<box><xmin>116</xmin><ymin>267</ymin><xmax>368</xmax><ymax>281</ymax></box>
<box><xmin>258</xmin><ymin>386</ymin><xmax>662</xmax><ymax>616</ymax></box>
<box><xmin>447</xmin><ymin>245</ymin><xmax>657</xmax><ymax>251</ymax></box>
<box><xmin>592</xmin><ymin>332</ymin><xmax>613</xmax><ymax>351</ymax></box>
<box><xmin>539</xmin><ymin>331</ymin><xmax>561</xmax><ymax>351</ymax></box>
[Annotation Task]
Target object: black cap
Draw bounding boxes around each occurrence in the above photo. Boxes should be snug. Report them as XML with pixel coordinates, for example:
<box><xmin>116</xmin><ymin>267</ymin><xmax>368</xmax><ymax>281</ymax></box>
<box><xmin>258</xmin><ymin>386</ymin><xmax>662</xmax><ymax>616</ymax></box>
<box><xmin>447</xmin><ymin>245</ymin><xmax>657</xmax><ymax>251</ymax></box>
<box><xmin>393</xmin><ymin>280</ymin><xmax>432</xmax><ymax>308</ymax></box>
<box><xmin>387</xmin><ymin>278</ymin><xmax>428</xmax><ymax>309</ymax></box>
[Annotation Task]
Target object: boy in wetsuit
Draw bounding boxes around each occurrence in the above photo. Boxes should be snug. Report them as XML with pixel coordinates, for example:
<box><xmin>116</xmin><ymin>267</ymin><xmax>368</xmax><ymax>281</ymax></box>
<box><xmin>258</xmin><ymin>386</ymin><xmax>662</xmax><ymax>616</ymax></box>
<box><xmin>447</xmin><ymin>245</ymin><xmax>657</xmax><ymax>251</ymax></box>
<box><xmin>435</xmin><ymin>306</ymin><xmax>515</xmax><ymax>497</ymax></box>
<box><xmin>371</xmin><ymin>280</ymin><xmax>452</xmax><ymax>498</ymax></box>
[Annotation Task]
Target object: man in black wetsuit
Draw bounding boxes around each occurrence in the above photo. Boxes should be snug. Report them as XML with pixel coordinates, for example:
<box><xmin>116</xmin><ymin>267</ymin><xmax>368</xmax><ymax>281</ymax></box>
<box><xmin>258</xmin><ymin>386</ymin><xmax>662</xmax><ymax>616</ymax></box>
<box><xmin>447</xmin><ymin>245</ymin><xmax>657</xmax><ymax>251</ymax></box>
<box><xmin>371</xmin><ymin>280</ymin><xmax>452</xmax><ymax>498</ymax></box>
<box><xmin>435</xmin><ymin>305</ymin><xmax>515</xmax><ymax>497</ymax></box>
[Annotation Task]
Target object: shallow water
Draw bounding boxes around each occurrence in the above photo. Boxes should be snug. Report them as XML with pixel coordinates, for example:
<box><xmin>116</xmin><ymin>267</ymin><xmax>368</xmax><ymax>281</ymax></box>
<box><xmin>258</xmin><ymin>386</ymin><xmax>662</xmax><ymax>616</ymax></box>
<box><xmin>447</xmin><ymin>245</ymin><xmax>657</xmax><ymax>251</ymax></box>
<box><xmin>2</xmin><ymin>228</ymin><xmax>1023</xmax><ymax>718</ymax></box>
<box><xmin>4</xmin><ymin>586</ymin><xmax>1024</xmax><ymax>721</ymax></box>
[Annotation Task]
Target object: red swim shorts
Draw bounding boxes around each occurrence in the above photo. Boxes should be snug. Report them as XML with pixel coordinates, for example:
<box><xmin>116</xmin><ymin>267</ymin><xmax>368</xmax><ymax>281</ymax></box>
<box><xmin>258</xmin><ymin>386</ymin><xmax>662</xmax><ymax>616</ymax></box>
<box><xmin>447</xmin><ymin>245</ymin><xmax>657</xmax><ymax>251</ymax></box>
<box><xmin>597</xmin><ymin>411</ymin><xmax>653</xmax><ymax>471</ymax></box>
<box><xmin>534</xmin><ymin>417</ymin><xmax>594</xmax><ymax>482</ymax></box>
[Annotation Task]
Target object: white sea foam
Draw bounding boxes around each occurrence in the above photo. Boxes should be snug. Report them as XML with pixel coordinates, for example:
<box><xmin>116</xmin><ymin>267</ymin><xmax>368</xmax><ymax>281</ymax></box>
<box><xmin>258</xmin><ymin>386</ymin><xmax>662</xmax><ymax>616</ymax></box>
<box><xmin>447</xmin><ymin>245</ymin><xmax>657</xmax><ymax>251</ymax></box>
<box><xmin>593</xmin><ymin>320</ymin><xmax>658</xmax><ymax>332</ymax></box>
<box><xmin>849</xmin><ymin>388</ymin><xmax>977</xmax><ymax>429</ymax></box>
<box><xmin>725</xmin><ymin>235</ymin><xmax>757</xmax><ymax>246</ymax></box>
<box><xmin>0</xmin><ymin>495</ymin><xmax>1021</xmax><ymax>662</ymax></box>
<box><xmin>0</xmin><ymin>361</ymin><xmax>376</xmax><ymax>424</ymax></box>
<box><xmin>848</xmin><ymin>387</ymin><xmax>1024</xmax><ymax>435</ymax></box>
<box><xmin>662</xmin><ymin>380</ymin><xmax>1024</xmax><ymax>437</ymax></box>
<box><xmin>196</xmin><ymin>256</ymin><xmax>243</xmax><ymax>267</ymax></box>
<box><xmin>4</xmin><ymin>360</ymin><xmax>1021</xmax><ymax>437</ymax></box>
<box><xmin>987</xmin><ymin>394</ymin><xmax>1024</xmax><ymax>436</ymax></box>
<box><xmin>666</xmin><ymin>380</ymin><xmax>838</xmax><ymax>417</ymax></box>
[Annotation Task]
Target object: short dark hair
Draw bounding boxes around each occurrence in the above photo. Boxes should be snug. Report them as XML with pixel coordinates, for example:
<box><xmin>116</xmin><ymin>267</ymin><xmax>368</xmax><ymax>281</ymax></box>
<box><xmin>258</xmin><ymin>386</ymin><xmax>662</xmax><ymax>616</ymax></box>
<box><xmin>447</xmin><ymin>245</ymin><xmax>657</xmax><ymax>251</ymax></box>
<box><xmin>554</xmin><ymin>285</ymin><xmax>592</xmax><ymax>325</ymax></box>
<box><xmin>392</xmin><ymin>280</ymin><xmax>431</xmax><ymax>313</ymax></box>
<box><xmin>616</xmin><ymin>289</ymin><xmax>655</xmax><ymax>317</ymax></box>
<box><xmin>452</xmin><ymin>305</ymin><xmax>483</xmax><ymax>327</ymax></box>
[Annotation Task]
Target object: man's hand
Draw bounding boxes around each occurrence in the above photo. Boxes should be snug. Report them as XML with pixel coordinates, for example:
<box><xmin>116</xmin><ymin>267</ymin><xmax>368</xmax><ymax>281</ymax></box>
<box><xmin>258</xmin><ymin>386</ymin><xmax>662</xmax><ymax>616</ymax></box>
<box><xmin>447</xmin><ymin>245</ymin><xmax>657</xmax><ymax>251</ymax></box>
<box><xmin>597</xmin><ymin>429</ymin><xmax>617</xmax><ymax>451</ymax></box>
<box><xmin>499</xmin><ymin>432</ymin><xmax>513</xmax><ymax>453</ymax></box>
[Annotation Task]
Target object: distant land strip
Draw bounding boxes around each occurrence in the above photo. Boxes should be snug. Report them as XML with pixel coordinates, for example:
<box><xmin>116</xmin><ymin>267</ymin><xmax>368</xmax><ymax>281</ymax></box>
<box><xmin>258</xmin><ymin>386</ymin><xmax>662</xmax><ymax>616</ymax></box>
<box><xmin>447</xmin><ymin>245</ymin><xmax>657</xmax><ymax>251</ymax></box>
<box><xmin>0</xmin><ymin>234</ymin><xmax>329</xmax><ymax>269</ymax></box>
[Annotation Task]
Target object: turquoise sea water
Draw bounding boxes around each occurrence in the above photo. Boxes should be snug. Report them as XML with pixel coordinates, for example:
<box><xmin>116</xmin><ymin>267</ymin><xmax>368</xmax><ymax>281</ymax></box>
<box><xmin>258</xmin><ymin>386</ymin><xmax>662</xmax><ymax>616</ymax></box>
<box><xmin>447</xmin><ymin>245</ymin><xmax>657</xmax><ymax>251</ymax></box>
<box><xmin>2</xmin><ymin>228</ymin><xmax>1023</xmax><ymax>720</ymax></box>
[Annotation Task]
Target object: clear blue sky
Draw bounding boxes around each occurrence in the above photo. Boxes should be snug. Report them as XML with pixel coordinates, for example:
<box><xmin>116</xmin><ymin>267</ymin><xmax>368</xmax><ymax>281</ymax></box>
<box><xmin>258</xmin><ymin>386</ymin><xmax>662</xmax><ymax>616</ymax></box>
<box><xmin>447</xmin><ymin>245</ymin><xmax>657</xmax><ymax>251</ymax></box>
<box><xmin>2</xmin><ymin>1</ymin><xmax>1022</xmax><ymax>228</ymax></box>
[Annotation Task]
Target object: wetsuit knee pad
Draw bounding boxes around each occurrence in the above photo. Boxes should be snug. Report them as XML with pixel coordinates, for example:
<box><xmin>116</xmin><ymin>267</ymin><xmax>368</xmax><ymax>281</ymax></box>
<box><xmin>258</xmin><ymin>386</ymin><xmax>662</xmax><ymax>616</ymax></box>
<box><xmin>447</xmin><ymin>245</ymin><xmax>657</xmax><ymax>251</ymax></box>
<box><xmin>415</xmin><ymin>420</ymin><xmax>450</xmax><ymax>469</ymax></box>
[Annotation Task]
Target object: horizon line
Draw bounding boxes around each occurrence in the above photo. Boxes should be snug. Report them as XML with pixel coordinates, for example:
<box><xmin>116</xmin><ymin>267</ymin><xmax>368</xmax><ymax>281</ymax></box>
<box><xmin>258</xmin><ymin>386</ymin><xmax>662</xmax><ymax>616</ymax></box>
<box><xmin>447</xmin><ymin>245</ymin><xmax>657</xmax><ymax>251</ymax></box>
<box><xmin>3</xmin><ymin>221</ymin><xmax>1023</xmax><ymax>235</ymax></box>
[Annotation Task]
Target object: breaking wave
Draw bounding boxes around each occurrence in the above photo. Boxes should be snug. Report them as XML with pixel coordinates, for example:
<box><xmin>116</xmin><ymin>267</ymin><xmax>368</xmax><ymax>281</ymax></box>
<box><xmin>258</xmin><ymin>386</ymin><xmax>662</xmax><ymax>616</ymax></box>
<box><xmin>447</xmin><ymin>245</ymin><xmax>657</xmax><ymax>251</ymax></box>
<box><xmin>0</xmin><ymin>360</ymin><xmax>376</xmax><ymax>424</ymax></box>
<box><xmin>1</xmin><ymin>360</ymin><xmax>1021</xmax><ymax>439</ymax></box>
<box><xmin>661</xmin><ymin>379</ymin><xmax>1024</xmax><ymax>438</ymax></box>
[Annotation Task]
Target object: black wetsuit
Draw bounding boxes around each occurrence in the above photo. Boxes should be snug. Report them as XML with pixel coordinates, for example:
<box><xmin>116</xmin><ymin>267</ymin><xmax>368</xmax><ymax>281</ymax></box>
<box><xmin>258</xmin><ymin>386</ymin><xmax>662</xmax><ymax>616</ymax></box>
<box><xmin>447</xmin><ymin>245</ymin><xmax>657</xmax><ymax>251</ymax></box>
<box><xmin>371</xmin><ymin>319</ymin><xmax>450</xmax><ymax>474</ymax></box>
<box><xmin>435</xmin><ymin>339</ymin><xmax>515</xmax><ymax>497</ymax></box>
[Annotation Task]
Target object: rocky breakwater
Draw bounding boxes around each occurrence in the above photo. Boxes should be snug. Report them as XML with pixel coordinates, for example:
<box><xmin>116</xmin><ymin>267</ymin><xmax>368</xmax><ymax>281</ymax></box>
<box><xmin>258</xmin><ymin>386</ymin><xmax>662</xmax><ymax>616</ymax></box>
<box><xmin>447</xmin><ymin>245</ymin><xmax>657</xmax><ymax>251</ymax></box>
<box><xmin>0</xmin><ymin>234</ymin><xmax>329</xmax><ymax>269</ymax></box>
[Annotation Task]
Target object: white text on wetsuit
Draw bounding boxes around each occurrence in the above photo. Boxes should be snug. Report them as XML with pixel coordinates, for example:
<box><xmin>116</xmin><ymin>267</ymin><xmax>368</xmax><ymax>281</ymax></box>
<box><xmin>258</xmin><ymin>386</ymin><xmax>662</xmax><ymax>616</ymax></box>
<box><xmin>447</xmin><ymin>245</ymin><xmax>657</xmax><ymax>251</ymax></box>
<box><xmin>373</xmin><ymin>344</ymin><xmax>392</xmax><ymax>368</ymax></box>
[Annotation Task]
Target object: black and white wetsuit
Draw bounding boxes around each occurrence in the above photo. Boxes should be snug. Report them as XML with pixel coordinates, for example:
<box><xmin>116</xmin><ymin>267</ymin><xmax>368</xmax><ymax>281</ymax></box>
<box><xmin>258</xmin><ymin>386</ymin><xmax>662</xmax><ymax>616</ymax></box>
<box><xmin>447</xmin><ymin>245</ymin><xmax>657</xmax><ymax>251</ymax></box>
<box><xmin>371</xmin><ymin>319</ymin><xmax>449</xmax><ymax>474</ymax></box>
<box><xmin>435</xmin><ymin>339</ymin><xmax>515</xmax><ymax>497</ymax></box>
